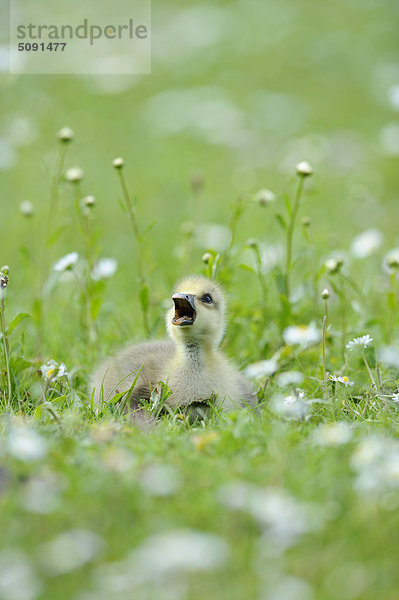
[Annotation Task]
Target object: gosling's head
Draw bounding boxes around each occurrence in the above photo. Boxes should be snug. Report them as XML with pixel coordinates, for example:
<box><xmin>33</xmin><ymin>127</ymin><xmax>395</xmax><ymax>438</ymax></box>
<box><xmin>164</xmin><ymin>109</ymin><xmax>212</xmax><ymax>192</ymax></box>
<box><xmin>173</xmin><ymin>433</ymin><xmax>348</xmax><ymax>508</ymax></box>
<box><xmin>166</xmin><ymin>276</ymin><xmax>226</xmax><ymax>347</ymax></box>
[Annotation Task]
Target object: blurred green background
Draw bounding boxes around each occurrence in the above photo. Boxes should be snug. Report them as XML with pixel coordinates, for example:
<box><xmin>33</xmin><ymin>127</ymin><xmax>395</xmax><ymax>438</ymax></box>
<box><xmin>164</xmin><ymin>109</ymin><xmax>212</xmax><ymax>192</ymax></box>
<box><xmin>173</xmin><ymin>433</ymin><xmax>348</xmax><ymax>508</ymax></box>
<box><xmin>1</xmin><ymin>4</ymin><xmax>399</xmax><ymax>600</ymax></box>
<box><xmin>1</xmin><ymin>0</ymin><xmax>399</xmax><ymax>359</ymax></box>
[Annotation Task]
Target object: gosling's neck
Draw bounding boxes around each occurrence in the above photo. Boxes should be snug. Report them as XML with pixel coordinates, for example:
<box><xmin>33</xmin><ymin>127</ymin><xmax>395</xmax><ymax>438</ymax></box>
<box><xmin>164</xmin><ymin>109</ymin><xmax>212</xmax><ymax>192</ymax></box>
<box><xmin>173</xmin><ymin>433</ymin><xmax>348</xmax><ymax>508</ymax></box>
<box><xmin>174</xmin><ymin>337</ymin><xmax>218</xmax><ymax>369</ymax></box>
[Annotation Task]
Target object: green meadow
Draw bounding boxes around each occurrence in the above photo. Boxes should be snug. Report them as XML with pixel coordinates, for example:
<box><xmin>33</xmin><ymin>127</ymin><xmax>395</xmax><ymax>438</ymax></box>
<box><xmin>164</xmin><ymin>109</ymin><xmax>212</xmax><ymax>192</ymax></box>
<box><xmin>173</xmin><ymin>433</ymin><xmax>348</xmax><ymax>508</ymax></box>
<box><xmin>1</xmin><ymin>0</ymin><xmax>399</xmax><ymax>598</ymax></box>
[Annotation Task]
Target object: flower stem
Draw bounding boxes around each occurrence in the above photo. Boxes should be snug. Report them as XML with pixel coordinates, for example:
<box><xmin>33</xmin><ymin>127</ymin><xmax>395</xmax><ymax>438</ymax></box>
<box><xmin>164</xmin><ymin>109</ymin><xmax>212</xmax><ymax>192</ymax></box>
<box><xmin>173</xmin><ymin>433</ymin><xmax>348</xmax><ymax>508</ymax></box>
<box><xmin>386</xmin><ymin>272</ymin><xmax>397</xmax><ymax>344</ymax></box>
<box><xmin>0</xmin><ymin>290</ymin><xmax>12</xmax><ymax>408</ymax></box>
<box><xmin>47</xmin><ymin>142</ymin><xmax>68</xmax><ymax>238</ymax></box>
<box><xmin>252</xmin><ymin>244</ymin><xmax>267</xmax><ymax>304</ymax></box>
<box><xmin>37</xmin><ymin>142</ymin><xmax>70</xmax><ymax>346</ymax></box>
<box><xmin>339</xmin><ymin>276</ymin><xmax>348</xmax><ymax>362</ymax></box>
<box><xmin>72</xmin><ymin>184</ymin><xmax>97</xmax><ymax>358</ymax></box>
<box><xmin>116</xmin><ymin>169</ymin><xmax>150</xmax><ymax>338</ymax></box>
<box><xmin>228</xmin><ymin>198</ymin><xmax>244</xmax><ymax>252</ymax></box>
<box><xmin>322</xmin><ymin>304</ymin><xmax>330</xmax><ymax>402</ymax></box>
<box><xmin>362</xmin><ymin>350</ymin><xmax>378</xmax><ymax>395</ymax></box>
<box><xmin>285</xmin><ymin>177</ymin><xmax>304</xmax><ymax>299</ymax></box>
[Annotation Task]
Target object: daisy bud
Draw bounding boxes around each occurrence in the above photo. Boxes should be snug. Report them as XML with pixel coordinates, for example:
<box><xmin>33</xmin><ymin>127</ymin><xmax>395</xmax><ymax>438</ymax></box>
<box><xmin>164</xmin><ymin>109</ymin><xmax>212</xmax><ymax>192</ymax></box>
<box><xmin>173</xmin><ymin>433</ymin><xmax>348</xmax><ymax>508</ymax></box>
<box><xmin>83</xmin><ymin>195</ymin><xmax>95</xmax><ymax>208</ymax></box>
<box><xmin>65</xmin><ymin>167</ymin><xmax>84</xmax><ymax>183</ymax></box>
<box><xmin>20</xmin><ymin>200</ymin><xmax>34</xmax><ymax>217</ymax></box>
<box><xmin>296</xmin><ymin>161</ymin><xmax>313</xmax><ymax>177</ymax></box>
<box><xmin>302</xmin><ymin>216</ymin><xmax>311</xmax><ymax>227</ymax></box>
<box><xmin>246</xmin><ymin>238</ymin><xmax>258</xmax><ymax>248</ymax></box>
<box><xmin>57</xmin><ymin>126</ymin><xmax>74</xmax><ymax>143</ymax></box>
<box><xmin>325</xmin><ymin>257</ymin><xmax>343</xmax><ymax>274</ymax></box>
<box><xmin>202</xmin><ymin>252</ymin><xmax>212</xmax><ymax>265</ymax></box>
<box><xmin>386</xmin><ymin>252</ymin><xmax>399</xmax><ymax>270</ymax></box>
<box><xmin>255</xmin><ymin>189</ymin><xmax>276</xmax><ymax>207</ymax></box>
<box><xmin>321</xmin><ymin>288</ymin><xmax>330</xmax><ymax>300</ymax></box>
<box><xmin>112</xmin><ymin>157</ymin><xmax>124</xmax><ymax>169</ymax></box>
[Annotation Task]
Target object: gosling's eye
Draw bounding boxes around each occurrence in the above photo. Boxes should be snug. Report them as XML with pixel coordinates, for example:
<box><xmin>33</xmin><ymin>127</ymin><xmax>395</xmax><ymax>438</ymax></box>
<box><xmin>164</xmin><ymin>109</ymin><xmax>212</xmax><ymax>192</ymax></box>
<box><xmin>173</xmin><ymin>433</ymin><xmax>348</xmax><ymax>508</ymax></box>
<box><xmin>202</xmin><ymin>294</ymin><xmax>213</xmax><ymax>304</ymax></box>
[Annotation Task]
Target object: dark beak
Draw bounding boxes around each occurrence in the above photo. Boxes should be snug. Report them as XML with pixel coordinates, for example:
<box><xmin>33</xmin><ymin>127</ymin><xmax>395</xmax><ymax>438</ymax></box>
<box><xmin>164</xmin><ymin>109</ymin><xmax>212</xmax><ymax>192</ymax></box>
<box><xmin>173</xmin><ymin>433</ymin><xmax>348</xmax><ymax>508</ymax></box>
<box><xmin>172</xmin><ymin>293</ymin><xmax>196</xmax><ymax>326</ymax></box>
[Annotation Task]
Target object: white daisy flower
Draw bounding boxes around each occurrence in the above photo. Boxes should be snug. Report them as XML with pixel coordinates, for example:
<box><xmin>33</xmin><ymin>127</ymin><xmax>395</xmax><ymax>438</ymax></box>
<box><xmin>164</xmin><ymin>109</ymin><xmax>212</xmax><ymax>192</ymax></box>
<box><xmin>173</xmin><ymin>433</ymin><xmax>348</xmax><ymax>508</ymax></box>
<box><xmin>132</xmin><ymin>529</ymin><xmax>229</xmax><ymax>575</ymax></box>
<box><xmin>40</xmin><ymin>530</ymin><xmax>104</xmax><ymax>575</ymax></box>
<box><xmin>40</xmin><ymin>360</ymin><xmax>68</xmax><ymax>381</ymax></box>
<box><xmin>0</xmin><ymin>550</ymin><xmax>42</xmax><ymax>600</ymax></box>
<box><xmin>7</xmin><ymin>425</ymin><xmax>47</xmax><ymax>462</ymax></box>
<box><xmin>329</xmin><ymin>374</ymin><xmax>354</xmax><ymax>387</ymax></box>
<box><xmin>350</xmin><ymin>229</ymin><xmax>382</xmax><ymax>259</ymax></box>
<box><xmin>91</xmin><ymin>258</ymin><xmax>118</xmax><ymax>281</ymax></box>
<box><xmin>218</xmin><ymin>483</ymin><xmax>316</xmax><ymax>545</ymax></box>
<box><xmin>345</xmin><ymin>335</ymin><xmax>373</xmax><ymax>351</ymax></box>
<box><xmin>378</xmin><ymin>346</ymin><xmax>399</xmax><ymax>369</ymax></box>
<box><xmin>283</xmin><ymin>390</ymin><xmax>305</xmax><ymax>404</ymax></box>
<box><xmin>392</xmin><ymin>392</ymin><xmax>399</xmax><ymax>403</ymax></box>
<box><xmin>244</xmin><ymin>359</ymin><xmax>278</xmax><ymax>379</ymax></box>
<box><xmin>54</xmin><ymin>252</ymin><xmax>78</xmax><ymax>272</ymax></box>
<box><xmin>272</xmin><ymin>390</ymin><xmax>309</xmax><ymax>420</ymax></box>
<box><xmin>276</xmin><ymin>371</ymin><xmax>304</xmax><ymax>387</ymax></box>
<box><xmin>140</xmin><ymin>464</ymin><xmax>181</xmax><ymax>497</ymax></box>
<box><xmin>283</xmin><ymin>323</ymin><xmax>321</xmax><ymax>348</ymax></box>
<box><xmin>314</xmin><ymin>422</ymin><xmax>352</xmax><ymax>446</ymax></box>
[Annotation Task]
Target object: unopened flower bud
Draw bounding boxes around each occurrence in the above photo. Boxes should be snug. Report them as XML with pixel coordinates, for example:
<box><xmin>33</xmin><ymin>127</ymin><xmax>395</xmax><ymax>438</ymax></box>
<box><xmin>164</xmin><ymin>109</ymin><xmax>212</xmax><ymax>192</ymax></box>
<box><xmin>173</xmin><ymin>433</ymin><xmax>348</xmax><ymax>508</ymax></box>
<box><xmin>255</xmin><ymin>189</ymin><xmax>276</xmax><ymax>207</ymax></box>
<box><xmin>202</xmin><ymin>252</ymin><xmax>212</xmax><ymax>265</ymax></box>
<box><xmin>112</xmin><ymin>157</ymin><xmax>124</xmax><ymax>169</ymax></box>
<box><xmin>246</xmin><ymin>238</ymin><xmax>258</xmax><ymax>248</ymax></box>
<box><xmin>20</xmin><ymin>200</ymin><xmax>34</xmax><ymax>217</ymax></box>
<box><xmin>57</xmin><ymin>126</ymin><xmax>74</xmax><ymax>142</ymax></box>
<box><xmin>321</xmin><ymin>288</ymin><xmax>330</xmax><ymax>300</ymax></box>
<box><xmin>65</xmin><ymin>167</ymin><xmax>84</xmax><ymax>183</ymax></box>
<box><xmin>302</xmin><ymin>216</ymin><xmax>311</xmax><ymax>227</ymax></box>
<box><xmin>296</xmin><ymin>161</ymin><xmax>313</xmax><ymax>177</ymax></box>
<box><xmin>325</xmin><ymin>257</ymin><xmax>343</xmax><ymax>274</ymax></box>
<box><xmin>386</xmin><ymin>252</ymin><xmax>399</xmax><ymax>270</ymax></box>
<box><xmin>83</xmin><ymin>195</ymin><xmax>95</xmax><ymax>208</ymax></box>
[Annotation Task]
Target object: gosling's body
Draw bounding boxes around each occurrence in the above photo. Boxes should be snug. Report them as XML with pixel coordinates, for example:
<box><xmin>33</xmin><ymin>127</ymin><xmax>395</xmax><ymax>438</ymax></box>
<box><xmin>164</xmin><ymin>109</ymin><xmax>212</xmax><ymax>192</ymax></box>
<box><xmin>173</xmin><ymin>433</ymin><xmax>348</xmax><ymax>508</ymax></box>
<box><xmin>91</xmin><ymin>276</ymin><xmax>254</xmax><ymax>412</ymax></box>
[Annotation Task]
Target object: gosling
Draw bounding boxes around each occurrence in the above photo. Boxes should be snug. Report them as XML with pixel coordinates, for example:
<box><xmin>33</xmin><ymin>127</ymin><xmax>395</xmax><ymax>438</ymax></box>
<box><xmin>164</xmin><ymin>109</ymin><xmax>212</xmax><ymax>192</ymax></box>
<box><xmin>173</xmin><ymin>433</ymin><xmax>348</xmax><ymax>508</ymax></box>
<box><xmin>91</xmin><ymin>275</ymin><xmax>254</xmax><ymax>414</ymax></box>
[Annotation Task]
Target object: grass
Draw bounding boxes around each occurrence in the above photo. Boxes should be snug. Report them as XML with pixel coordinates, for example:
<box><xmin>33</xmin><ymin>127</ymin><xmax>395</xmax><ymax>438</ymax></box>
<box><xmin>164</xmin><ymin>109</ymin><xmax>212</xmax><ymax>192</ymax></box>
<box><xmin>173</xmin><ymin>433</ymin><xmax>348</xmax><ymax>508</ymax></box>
<box><xmin>1</xmin><ymin>141</ymin><xmax>399</xmax><ymax>600</ymax></box>
<box><xmin>1</xmin><ymin>0</ymin><xmax>399</xmax><ymax>597</ymax></box>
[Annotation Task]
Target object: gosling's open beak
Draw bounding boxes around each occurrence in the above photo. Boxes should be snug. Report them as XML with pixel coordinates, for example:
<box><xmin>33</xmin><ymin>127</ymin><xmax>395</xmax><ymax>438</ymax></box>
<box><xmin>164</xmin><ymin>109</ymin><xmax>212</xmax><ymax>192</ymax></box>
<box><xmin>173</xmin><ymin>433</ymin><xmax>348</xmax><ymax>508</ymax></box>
<box><xmin>172</xmin><ymin>293</ymin><xmax>196</xmax><ymax>326</ymax></box>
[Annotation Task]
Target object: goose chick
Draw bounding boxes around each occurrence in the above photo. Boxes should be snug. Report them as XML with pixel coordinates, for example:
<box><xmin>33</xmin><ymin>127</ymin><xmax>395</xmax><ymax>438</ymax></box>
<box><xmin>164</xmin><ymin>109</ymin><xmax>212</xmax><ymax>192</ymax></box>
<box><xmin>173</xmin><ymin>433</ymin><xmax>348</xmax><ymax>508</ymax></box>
<box><xmin>91</xmin><ymin>275</ymin><xmax>254</xmax><ymax>413</ymax></box>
